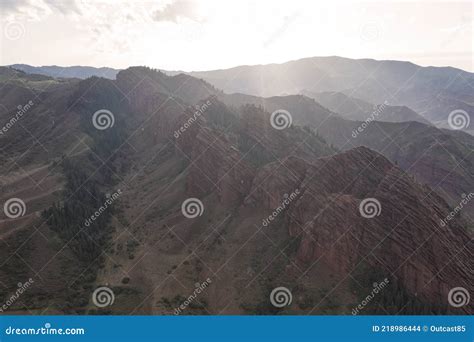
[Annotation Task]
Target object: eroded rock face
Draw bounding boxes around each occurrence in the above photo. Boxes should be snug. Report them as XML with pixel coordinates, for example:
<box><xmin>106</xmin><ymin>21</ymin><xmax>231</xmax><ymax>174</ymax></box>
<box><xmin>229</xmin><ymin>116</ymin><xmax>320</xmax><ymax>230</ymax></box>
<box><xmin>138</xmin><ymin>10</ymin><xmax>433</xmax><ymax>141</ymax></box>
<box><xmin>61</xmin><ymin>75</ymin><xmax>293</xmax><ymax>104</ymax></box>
<box><xmin>181</xmin><ymin>126</ymin><xmax>256</xmax><ymax>205</ymax></box>
<box><xmin>114</xmin><ymin>68</ymin><xmax>472</xmax><ymax>314</ymax></box>
<box><xmin>248</xmin><ymin>146</ymin><xmax>473</xmax><ymax>313</ymax></box>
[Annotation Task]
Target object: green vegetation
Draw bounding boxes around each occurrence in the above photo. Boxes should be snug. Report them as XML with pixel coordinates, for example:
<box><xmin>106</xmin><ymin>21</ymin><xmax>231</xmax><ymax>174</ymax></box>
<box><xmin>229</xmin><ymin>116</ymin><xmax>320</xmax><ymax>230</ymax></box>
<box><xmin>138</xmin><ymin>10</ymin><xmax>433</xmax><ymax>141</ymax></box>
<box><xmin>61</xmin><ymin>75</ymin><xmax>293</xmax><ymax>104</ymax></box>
<box><xmin>40</xmin><ymin>79</ymin><xmax>132</xmax><ymax>312</ymax></box>
<box><xmin>42</xmin><ymin>158</ymin><xmax>113</xmax><ymax>261</ymax></box>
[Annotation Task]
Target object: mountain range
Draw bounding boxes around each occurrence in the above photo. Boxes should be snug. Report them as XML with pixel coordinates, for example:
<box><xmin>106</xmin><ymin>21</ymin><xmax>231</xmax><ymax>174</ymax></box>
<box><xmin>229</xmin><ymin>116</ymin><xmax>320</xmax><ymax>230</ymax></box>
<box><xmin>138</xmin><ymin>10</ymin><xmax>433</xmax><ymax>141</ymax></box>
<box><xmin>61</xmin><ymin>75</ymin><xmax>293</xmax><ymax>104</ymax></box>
<box><xmin>10</xmin><ymin>64</ymin><xmax>120</xmax><ymax>80</ymax></box>
<box><xmin>190</xmin><ymin>57</ymin><xmax>474</xmax><ymax>132</ymax></box>
<box><xmin>0</xmin><ymin>58</ymin><xmax>472</xmax><ymax>315</ymax></box>
<box><xmin>11</xmin><ymin>57</ymin><xmax>474</xmax><ymax>133</ymax></box>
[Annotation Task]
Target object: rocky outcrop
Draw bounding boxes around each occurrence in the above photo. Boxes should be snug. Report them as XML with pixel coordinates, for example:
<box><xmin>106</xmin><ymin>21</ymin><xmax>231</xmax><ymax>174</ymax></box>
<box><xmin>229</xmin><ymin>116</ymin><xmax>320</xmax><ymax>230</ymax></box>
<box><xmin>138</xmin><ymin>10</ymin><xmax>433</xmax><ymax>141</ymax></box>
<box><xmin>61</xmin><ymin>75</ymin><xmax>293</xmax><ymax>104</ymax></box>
<box><xmin>109</xmin><ymin>68</ymin><xmax>474</xmax><ymax>314</ymax></box>
<box><xmin>248</xmin><ymin>146</ymin><xmax>473</xmax><ymax>313</ymax></box>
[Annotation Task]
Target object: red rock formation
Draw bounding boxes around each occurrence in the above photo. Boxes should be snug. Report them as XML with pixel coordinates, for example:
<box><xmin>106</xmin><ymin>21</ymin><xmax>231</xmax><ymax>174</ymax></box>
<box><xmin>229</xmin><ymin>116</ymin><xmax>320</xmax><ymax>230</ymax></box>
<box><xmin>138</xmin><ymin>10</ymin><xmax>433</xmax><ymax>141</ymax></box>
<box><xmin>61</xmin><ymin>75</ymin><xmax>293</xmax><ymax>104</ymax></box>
<box><xmin>248</xmin><ymin>146</ymin><xmax>473</xmax><ymax>313</ymax></box>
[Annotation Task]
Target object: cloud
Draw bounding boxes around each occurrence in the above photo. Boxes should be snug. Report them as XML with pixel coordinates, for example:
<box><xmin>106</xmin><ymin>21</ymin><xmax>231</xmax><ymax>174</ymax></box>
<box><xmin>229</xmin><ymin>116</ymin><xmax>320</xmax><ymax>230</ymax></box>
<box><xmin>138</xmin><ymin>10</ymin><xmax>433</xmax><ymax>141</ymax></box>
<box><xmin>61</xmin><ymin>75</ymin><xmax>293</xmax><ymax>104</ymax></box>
<box><xmin>0</xmin><ymin>0</ymin><xmax>31</xmax><ymax>13</ymax></box>
<box><xmin>42</xmin><ymin>0</ymin><xmax>82</xmax><ymax>15</ymax></box>
<box><xmin>151</xmin><ymin>0</ymin><xmax>201</xmax><ymax>23</ymax></box>
<box><xmin>0</xmin><ymin>0</ymin><xmax>82</xmax><ymax>19</ymax></box>
<box><xmin>0</xmin><ymin>0</ymin><xmax>47</xmax><ymax>19</ymax></box>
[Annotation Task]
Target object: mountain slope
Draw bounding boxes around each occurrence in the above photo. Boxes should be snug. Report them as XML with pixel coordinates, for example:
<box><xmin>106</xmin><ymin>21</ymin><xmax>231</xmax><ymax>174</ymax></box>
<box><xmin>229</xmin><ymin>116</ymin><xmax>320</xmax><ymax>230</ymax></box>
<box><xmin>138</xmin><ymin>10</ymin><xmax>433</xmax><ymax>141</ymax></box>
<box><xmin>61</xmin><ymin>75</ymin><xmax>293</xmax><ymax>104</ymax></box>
<box><xmin>0</xmin><ymin>66</ymin><xmax>471</xmax><ymax>316</ymax></box>
<box><xmin>217</xmin><ymin>92</ymin><xmax>474</xmax><ymax>217</ymax></box>
<box><xmin>107</xmin><ymin>80</ymin><xmax>473</xmax><ymax>314</ymax></box>
<box><xmin>302</xmin><ymin>90</ymin><xmax>431</xmax><ymax>125</ymax></box>
<box><xmin>318</xmin><ymin>118</ymin><xmax>474</xmax><ymax>214</ymax></box>
<box><xmin>189</xmin><ymin>56</ymin><xmax>474</xmax><ymax>131</ymax></box>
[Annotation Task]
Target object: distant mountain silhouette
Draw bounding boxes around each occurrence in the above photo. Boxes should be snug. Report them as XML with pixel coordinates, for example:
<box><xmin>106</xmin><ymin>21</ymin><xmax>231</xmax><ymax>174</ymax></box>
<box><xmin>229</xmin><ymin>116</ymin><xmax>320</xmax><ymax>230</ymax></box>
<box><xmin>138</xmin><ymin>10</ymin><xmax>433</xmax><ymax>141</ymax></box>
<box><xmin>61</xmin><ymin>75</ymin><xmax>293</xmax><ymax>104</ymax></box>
<box><xmin>10</xmin><ymin>64</ymin><xmax>120</xmax><ymax>80</ymax></box>
<box><xmin>188</xmin><ymin>56</ymin><xmax>474</xmax><ymax>132</ymax></box>
<box><xmin>302</xmin><ymin>90</ymin><xmax>431</xmax><ymax>125</ymax></box>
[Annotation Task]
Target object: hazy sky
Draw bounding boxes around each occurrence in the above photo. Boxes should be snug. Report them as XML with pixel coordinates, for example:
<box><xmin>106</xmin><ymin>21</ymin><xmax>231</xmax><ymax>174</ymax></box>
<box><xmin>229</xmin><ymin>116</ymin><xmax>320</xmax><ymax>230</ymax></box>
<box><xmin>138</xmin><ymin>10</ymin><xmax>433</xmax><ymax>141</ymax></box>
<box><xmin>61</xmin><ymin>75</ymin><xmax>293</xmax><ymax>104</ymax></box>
<box><xmin>0</xmin><ymin>0</ymin><xmax>472</xmax><ymax>71</ymax></box>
